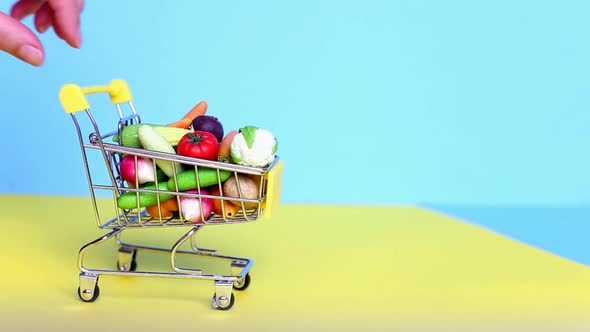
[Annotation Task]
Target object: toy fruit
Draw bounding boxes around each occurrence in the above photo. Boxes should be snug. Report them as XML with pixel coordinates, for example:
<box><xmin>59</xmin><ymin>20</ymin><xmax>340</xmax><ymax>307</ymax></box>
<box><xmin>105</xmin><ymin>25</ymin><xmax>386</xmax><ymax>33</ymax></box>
<box><xmin>176</xmin><ymin>131</ymin><xmax>219</xmax><ymax>161</ymax></box>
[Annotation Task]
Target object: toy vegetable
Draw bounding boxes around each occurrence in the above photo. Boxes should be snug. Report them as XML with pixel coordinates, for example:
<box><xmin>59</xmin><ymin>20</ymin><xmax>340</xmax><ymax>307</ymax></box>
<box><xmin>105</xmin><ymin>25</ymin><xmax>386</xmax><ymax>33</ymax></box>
<box><xmin>230</xmin><ymin>126</ymin><xmax>278</xmax><ymax>167</ymax></box>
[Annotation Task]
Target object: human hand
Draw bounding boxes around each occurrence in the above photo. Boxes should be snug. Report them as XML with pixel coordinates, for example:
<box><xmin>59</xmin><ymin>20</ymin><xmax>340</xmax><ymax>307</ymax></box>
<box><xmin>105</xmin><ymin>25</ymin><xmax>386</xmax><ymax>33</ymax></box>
<box><xmin>0</xmin><ymin>0</ymin><xmax>83</xmax><ymax>66</ymax></box>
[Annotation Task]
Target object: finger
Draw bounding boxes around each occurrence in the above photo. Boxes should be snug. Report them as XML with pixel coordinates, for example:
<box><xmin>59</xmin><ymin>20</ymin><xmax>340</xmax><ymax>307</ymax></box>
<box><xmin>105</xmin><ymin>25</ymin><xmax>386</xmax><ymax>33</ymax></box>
<box><xmin>34</xmin><ymin>3</ymin><xmax>52</xmax><ymax>33</ymax></box>
<box><xmin>48</xmin><ymin>0</ymin><xmax>81</xmax><ymax>48</ymax></box>
<box><xmin>10</xmin><ymin>0</ymin><xmax>46</xmax><ymax>20</ymax></box>
<box><xmin>0</xmin><ymin>12</ymin><xmax>44</xmax><ymax>66</ymax></box>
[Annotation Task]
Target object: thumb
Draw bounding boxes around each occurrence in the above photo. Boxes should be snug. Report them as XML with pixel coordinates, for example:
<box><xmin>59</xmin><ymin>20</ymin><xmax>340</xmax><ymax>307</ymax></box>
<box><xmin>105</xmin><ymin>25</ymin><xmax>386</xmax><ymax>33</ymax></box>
<box><xmin>0</xmin><ymin>12</ymin><xmax>44</xmax><ymax>66</ymax></box>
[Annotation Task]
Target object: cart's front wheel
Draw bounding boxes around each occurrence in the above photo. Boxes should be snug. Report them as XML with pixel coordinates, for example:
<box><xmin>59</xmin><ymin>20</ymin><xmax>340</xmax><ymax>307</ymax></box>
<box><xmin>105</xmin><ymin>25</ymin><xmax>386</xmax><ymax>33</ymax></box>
<box><xmin>78</xmin><ymin>274</ymin><xmax>100</xmax><ymax>302</ymax></box>
<box><xmin>233</xmin><ymin>273</ymin><xmax>251</xmax><ymax>291</ymax></box>
<box><xmin>78</xmin><ymin>285</ymin><xmax>100</xmax><ymax>302</ymax></box>
<box><xmin>212</xmin><ymin>293</ymin><xmax>235</xmax><ymax>311</ymax></box>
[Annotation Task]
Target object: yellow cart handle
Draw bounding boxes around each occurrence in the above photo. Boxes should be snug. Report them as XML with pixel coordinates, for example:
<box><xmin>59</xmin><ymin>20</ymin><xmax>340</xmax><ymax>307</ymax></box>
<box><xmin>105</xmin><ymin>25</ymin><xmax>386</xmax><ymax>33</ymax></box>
<box><xmin>59</xmin><ymin>79</ymin><xmax>133</xmax><ymax>114</ymax></box>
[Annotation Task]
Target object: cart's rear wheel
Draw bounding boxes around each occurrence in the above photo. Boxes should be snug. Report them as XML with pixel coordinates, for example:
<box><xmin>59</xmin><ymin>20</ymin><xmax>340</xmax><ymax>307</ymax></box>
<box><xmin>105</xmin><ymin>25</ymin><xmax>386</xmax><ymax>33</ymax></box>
<box><xmin>117</xmin><ymin>247</ymin><xmax>137</xmax><ymax>271</ymax></box>
<box><xmin>78</xmin><ymin>284</ymin><xmax>100</xmax><ymax>303</ymax></box>
<box><xmin>117</xmin><ymin>258</ymin><xmax>137</xmax><ymax>272</ymax></box>
<box><xmin>233</xmin><ymin>273</ymin><xmax>251</xmax><ymax>291</ymax></box>
<box><xmin>212</xmin><ymin>293</ymin><xmax>235</xmax><ymax>311</ymax></box>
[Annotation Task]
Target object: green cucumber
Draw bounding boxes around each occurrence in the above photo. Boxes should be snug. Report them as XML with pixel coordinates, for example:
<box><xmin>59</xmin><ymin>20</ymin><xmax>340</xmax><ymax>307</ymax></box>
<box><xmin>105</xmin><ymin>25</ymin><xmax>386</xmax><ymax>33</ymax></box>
<box><xmin>113</xmin><ymin>124</ymin><xmax>191</xmax><ymax>148</ymax></box>
<box><xmin>117</xmin><ymin>182</ymin><xmax>175</xmax><ymax>209</ymax></box>
<box><xmin>167</xmin><ymin>168</ymin><xmax>232</xmax><ymax>192</ymax></box>
<box><xmin>155</xmin><ymin>168</ymin><xmax>168</xmax><ymax>183</ymax></box>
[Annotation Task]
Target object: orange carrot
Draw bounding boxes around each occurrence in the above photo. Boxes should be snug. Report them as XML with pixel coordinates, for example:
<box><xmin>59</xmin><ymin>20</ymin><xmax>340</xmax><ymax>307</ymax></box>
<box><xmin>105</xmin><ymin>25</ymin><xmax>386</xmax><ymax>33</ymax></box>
<box><xmin>163</xmin><ymin>198</ymin><xmax>179</xmax><ymax>211</ymax></box>
<box><xmin>146</xmin><ymin>197</ymin><xmax>178</xmax><ymax>219</ymax></box>
<box><xmin>168</xmin><ymin>101</ymin><xmax>208</xmax><ymax>129</ymax></box>
<box><xmin>146</xmin><ymin>203</ymin><xmax>173</xmax><ymax>219</ymax></box>
<box><xmin>211</xmin><ymin>186</ymin><xmax>240</xmax><ymax>219</ymax></box>
<box><xmin>217</xmin><ymin>130</ymin><xmax>238</xmax><ymax>162</ymax></box>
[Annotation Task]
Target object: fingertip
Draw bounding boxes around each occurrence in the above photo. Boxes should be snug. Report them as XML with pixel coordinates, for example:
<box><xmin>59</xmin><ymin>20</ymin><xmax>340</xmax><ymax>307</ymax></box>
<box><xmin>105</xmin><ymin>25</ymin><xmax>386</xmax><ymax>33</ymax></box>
<box><xmin>70</xmin><ymin>24</ymin><xmax>82</xmax><ymax>48</ymax></box>
<box><xmin>10</xmin><ymin>5</ymin><xmax>24</xmax><ymax>20</ymax></box>
<box><xmin>16</xmin><ymin>44</ymin><xmax>44</xmax><ymax>66</ymax></box>
<box><xmin>10</xmin><ymin>0</ymin><xmax>45</xmax><ymax>21</ymax></box>
<box><xmin>35</xmin><ymin>21</ymin><xmax>51</xmax><ymax>34</ymax></box>
<box><xmin>0</xmin><ymin>11</ymin><xmax>45</xmax><ymax>66</ymax></box>
<box><xmin>65</xmin><ymin>34</ymin><xmax>81</xmax><ymax>48</ymax></box>
<box><xmin>34</xmin><ymin>3</ymin><xmax>52</xmax><ymax>34</ymax></box>
<box><xmin>47</xmin><ymin>0</ymin><xmax>83</xmax><ymax>49</ymax></box>
<box><xmin>70</xmin><ymin>29</ymin><xmax>82</xmax><ymax>48</ymax></box>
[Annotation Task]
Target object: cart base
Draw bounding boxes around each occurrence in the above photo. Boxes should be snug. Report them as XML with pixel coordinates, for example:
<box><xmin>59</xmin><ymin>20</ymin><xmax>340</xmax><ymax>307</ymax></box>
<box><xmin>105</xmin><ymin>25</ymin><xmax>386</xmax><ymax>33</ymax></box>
<box><xmin>76</xmin><ymin>226</ymin><xmax>252</xmax><ymax>310</ymax></box>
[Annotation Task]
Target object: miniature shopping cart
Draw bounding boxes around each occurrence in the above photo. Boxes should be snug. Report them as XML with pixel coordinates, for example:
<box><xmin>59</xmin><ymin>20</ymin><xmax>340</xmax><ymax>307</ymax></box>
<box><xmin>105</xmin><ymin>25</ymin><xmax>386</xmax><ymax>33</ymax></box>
<box><xmin>58</xmin><ymin>79</ymin><xmax>283</xmax><ymax>310</ymax></box>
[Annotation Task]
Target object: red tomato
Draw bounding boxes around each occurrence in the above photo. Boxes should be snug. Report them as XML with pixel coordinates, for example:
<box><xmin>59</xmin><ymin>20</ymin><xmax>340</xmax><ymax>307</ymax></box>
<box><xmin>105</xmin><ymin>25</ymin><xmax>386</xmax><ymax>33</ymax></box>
<box><xmin>177</xmin><ymin>131</ymin><xmax>219</xmax><ymax>160</ymax></box>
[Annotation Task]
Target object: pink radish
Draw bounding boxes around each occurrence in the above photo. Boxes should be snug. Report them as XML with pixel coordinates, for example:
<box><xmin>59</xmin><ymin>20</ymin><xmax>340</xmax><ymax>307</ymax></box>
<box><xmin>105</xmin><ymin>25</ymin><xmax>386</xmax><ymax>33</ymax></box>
<box><xmin>180</xmin><ymin>189</ymin><xmax>214</xmax><ymax>223</ymax></box>
<box><xmin>120</xmin><ymin>155</ymin><xmax>156</xmax><ymax>185</ymax></box>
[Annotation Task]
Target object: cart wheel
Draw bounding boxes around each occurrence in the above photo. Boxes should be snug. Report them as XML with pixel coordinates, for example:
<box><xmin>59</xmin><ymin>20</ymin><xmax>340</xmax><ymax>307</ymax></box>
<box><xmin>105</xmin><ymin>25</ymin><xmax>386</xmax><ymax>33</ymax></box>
<box><xmin>212</xmin><ymin>293</ymin><xmax>235</xmax><ymax>311</ymax></box>
<box><xmin>233</xmin><ymin>273</ymin><xmax>251</xmax><ymax>291</ymax></box>
<box><xmin>78</xmin><ymin>284</ymin><xmax>100</xmax><ymax>303</ymax></box>
<box><xmin>117</xmin><ymin>247</ymin><xmax>137</xmax><ymax>271</ymax></box>
<box><xmin>117</xmin><ymin>258</ymin><xmax>137</xmax><ymax>272</ymax></box>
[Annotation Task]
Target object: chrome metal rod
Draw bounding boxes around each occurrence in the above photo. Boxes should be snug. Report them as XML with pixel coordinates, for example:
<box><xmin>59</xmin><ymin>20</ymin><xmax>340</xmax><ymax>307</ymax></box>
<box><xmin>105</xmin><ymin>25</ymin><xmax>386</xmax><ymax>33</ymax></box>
<box><xmin>83</xmin><ymin>142</ymin><xmax>277</xmax><ymax>175</ymax></box>
<box><xmin>79</xmin><ymin>228</ymin><xmax>251</xmax><ymax>281</ymax></box>
<box><xmin>170</xmin><ymin>227</ymin><xmax>203</xmax><ymax>275</ymax></box>
<box><xmin>78</xmin><ymin>228</ymin><xmax>124</xmax><ymax>274</ymax></box>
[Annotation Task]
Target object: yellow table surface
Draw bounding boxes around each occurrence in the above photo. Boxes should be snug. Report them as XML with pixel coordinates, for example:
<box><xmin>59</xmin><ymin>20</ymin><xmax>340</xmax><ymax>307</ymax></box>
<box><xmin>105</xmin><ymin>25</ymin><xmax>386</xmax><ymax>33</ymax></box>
<box><xmin>1</xmin><ymin>195</ymin><xmax>589</xmax><ymax>331</ymax></box>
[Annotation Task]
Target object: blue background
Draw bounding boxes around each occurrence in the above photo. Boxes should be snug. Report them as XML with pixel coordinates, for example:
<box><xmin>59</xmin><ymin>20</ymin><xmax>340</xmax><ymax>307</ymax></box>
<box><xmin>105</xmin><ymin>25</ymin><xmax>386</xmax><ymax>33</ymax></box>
<box><xmin>0</xmin><ymin>2</ymin><xmax>588</xmax><ymax>262</ymax></box>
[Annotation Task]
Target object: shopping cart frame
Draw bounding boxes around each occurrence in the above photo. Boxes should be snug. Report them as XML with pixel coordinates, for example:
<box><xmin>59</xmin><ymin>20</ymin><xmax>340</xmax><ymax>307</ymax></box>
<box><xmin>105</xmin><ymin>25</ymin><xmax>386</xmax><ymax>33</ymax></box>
<box><xmin>59</xmin><ymin>80</ymin><xmax>283</xmax><ymax>310</ymax></box>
